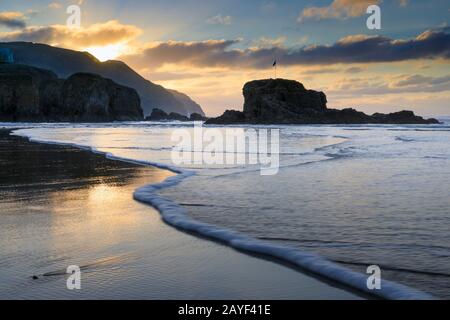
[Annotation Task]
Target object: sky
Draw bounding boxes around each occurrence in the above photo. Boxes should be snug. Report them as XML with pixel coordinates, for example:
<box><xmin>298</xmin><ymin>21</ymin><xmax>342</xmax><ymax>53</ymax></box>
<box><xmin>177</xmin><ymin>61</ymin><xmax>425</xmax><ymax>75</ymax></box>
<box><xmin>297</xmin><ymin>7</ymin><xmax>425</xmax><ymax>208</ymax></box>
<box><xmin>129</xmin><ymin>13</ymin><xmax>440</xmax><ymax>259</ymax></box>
<box><xmin>0</xmin><ymin>0</ymin><xmax>449</xmax><ymax>116</ymax></box>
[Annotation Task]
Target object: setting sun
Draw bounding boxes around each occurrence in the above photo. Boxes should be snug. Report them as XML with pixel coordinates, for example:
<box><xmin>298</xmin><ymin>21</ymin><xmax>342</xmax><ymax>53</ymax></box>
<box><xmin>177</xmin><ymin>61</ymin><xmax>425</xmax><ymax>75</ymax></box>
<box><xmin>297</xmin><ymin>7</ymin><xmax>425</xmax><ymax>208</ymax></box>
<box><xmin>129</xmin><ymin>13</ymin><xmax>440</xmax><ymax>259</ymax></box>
<box><xmin>85</xmin><ymin>43</ymin><xmax>125</xmax><ymax>62</ymax></box>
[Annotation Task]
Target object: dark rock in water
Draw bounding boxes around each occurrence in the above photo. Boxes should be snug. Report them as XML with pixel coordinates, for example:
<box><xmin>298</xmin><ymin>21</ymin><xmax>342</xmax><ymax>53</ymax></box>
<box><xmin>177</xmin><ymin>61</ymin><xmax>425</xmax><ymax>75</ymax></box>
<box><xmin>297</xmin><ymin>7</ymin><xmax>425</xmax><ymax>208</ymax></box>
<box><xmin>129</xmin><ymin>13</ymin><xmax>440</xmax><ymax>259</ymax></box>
<box><xmin>206</xmin><ymin>79</ymin><xmax>439</xmax><ymax>125</ymax></box>
<box><xmin>146</xmin><ymin>108</ymin><xmax>169</xmax><ymax>121</ymax></box>
<box><xmin>168</xmin><ymin>112</ymin><xmax>189</xmax><ymax>121</ymax></box>
<box><xmin>243</xmin><ymin>79</ymin><xmax>327</xmax><ymax>122</ymax></box>
<box><xmin>145</xmin><ymin>108</ymin><xmax>189</xmax><ymax>121</ymax></box>
<box><xmin>371</xmin><ymin>110</ymin><xmax>437</xmax><ymax>124</ymax></box>
<box><xmin>206</xmin><ymin>110</ymin><xmax>246</xmax><ymax>124</ymax></box>
<box><xmin>146</xmin><ymin>108</ymin><xmax>208</xmax><ymax>121</ymax></box>
<box><xmin>189</xmin><ymin>113</ymin><xmax>209</xmax><ymax>121</ymax></box>
<box><xmin>0</xmin><ymin>64</ymin><xmax>143</xmax><ymax>122</ymax></box>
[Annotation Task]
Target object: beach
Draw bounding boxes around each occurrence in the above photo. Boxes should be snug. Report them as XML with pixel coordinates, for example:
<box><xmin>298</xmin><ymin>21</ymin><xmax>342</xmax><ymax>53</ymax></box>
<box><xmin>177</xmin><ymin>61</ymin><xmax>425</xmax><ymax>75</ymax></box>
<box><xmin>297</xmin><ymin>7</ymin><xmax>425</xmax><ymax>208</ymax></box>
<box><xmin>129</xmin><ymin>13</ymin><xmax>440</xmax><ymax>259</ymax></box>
<box><xmin>0</xmin><ymin>129</ymin><xmax>361</xmax><ymax>299</ymax></box>
<box><xmin>2</xmin><ymin>121</ymin><xmax>447</xmax><ymax>299</ymax></box>
<box><xmin>0</xmin><ymin>0</ymin><xmax>449</xmax><ymax>305</ymax></box>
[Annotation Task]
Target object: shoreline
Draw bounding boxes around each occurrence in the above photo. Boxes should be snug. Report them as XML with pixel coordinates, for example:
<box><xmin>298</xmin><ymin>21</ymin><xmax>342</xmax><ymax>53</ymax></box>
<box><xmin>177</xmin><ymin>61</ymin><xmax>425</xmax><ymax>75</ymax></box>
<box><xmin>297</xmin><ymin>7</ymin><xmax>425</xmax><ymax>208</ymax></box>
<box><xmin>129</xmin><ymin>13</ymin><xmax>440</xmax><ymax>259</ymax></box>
<box><xmin>6</xmin><ymin>127</ymin><xmax>435</xmax><ymax>300</ymax></box>
<box><xmin>0</xmin><ymin>128</ymin><xmax>362</xmax><ymax>299</ymax></box>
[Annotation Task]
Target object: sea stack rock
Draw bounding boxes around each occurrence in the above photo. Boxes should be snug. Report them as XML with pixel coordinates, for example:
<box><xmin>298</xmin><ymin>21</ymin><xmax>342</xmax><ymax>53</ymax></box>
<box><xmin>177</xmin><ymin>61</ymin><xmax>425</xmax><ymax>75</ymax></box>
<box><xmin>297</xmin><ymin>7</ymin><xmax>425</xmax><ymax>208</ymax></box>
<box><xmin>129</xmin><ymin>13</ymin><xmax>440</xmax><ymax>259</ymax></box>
<box><xmin>243</xmin><ymin>79</ymin><xmax>327</xmax><ymax>122</ymax></box>
<box><xmin>206</xmin><ymin>78</ymin><xmax>439</xmax><ymax>125</ymax></box>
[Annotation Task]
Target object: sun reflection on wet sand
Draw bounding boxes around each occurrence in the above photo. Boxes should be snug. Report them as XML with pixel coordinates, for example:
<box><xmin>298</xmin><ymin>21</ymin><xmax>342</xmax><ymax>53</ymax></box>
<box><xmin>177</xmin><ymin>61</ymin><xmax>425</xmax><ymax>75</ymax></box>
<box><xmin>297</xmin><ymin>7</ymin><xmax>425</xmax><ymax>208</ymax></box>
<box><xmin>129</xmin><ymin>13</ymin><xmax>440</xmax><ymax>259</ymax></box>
<box><xmin>45</xmin><ymin>168</ymin><xmax>172</xmax><ymax>249</ymax></box>
<box><xmin>0</xmin><ymin>129</ymin><xmax>360</xmax><ymax>299</ymax></box>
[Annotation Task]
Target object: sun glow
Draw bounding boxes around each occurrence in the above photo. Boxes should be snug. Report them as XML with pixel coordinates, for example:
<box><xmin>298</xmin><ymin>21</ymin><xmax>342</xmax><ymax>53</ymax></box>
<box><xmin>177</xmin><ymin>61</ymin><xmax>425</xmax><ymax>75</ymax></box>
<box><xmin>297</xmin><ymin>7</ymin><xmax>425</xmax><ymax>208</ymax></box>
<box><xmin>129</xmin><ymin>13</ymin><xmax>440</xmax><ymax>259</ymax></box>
<box><xmin>85</xmin><ymin>43</ymin><xmax>126</xmax><ymax>62</ymax></box>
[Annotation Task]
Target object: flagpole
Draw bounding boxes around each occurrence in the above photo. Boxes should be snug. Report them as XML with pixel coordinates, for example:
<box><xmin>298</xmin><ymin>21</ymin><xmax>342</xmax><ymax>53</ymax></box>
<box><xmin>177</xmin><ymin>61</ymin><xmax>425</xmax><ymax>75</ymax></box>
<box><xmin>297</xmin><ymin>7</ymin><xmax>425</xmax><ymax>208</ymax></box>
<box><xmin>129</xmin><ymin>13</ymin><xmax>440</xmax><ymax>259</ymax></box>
<box><xmin>273</xmin><ymin>59</ymin><xmax>277</xmax><ymax>79</ymax></box>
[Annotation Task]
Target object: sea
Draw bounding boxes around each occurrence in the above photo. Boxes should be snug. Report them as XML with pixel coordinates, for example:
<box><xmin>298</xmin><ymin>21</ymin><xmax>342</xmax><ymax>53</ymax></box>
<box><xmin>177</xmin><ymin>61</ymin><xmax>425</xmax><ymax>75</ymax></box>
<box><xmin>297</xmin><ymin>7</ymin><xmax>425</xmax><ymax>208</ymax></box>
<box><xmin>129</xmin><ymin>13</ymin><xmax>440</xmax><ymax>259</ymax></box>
<box><xmin>2</xmin><ymin>117</ymin><xmax>450</xmax><ymax>299</ymax></box>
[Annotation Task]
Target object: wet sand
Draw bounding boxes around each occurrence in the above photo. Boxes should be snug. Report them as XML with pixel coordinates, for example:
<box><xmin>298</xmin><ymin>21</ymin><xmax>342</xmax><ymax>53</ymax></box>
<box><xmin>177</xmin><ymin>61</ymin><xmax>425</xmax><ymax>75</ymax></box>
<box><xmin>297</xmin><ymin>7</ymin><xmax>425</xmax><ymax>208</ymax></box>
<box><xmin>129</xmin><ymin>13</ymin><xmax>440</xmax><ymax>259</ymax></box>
<box><xmin>0</xmin><ymin>129</ymin><xmax>361</xmax><ymax>299</ymax></box>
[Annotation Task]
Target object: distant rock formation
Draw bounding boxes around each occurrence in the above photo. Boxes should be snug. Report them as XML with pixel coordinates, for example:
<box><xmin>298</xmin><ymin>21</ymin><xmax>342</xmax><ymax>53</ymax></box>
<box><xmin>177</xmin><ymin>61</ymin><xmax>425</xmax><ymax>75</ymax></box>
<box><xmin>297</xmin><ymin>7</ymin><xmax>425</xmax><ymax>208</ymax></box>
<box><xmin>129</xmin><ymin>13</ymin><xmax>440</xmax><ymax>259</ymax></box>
<box><xmin>145</xmin><ymin>108</ymin><xmax>188</xmax><ymax>121</ymax></box>
<box><xmin>145</xmin><ymin>108</ymin><xmax>208</xmax><ymax>121</ymax></box>
<box><xmin>189</xmin><ymin>113</ymin><xmax>209</xmax><ymax>121</ymax></box>
<box><xmin>0</xmin><ymin>42</ymin><xmax>205</xmax><ymax>117</ymax></box>
<box><xmin>146</xmin><ymin>108</ymin><xmax>170</xmax><ymax>121</ymax></box>
<box><xmin>0</xmin><ymin>64</ymin><xmax>143</xmax><ymax>122</ymax></box>
<box><xmin>206</xmin><ymin>79</ymin><xmax>439</xmax><ymax>125</ymax></box>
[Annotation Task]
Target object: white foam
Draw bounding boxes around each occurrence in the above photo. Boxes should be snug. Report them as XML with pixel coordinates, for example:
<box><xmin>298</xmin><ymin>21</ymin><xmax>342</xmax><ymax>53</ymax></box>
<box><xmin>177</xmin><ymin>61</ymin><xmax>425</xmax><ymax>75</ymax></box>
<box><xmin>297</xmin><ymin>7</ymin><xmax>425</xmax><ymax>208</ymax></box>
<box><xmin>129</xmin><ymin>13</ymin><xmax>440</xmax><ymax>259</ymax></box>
<box><xmin>11</xmin><ymin>128</ymin><xmax>435</xmax><ymax>300</ymax></box>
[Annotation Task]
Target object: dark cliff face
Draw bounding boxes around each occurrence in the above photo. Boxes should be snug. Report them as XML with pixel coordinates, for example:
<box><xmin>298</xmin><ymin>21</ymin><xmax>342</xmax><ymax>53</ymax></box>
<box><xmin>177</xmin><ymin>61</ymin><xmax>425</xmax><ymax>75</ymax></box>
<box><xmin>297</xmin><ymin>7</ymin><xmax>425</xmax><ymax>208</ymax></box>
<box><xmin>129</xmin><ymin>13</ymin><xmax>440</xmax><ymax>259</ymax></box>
<box><xmin>59</xmin><ymin>73</ymin><xmax>142</xmax><ymax>121</ymax></box>
<box><xmin>0</xmin><ymin>64</ymin><xmax>143</xmax><ymax>122</ymax></box>
<box><xmin>206</xmin><ymin>79</ymin><xmax>439</xmax><ymax>125</ymax></box>
<box><xmin>0</xmin><ymin>42</ymin><xmax>204</xmax><ymax>117</ymax></box>
<box><xmin>0</xmin><ymin>64</ymin><xmax>57</xmax><ymax>120</ymax></box>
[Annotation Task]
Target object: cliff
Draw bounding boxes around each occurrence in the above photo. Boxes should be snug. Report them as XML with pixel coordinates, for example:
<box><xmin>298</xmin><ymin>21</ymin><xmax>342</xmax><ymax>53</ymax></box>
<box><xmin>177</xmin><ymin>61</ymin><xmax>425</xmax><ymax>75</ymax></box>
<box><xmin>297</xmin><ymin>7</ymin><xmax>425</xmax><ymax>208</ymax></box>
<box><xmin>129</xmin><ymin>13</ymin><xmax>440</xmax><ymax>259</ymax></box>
<box><xmin>0</xmin><ymin>64</ymin><xmax>143</xmax><ymax>122</ymax></box>
<box><xmin>206</xmin><ymin>79</ymin><xmax>439</xmax><ymax>125</ymax></box>
<box><xmin>0</xmin><ymin>42</ymin><xmax>204</xmax><ymax>117</ymax></box>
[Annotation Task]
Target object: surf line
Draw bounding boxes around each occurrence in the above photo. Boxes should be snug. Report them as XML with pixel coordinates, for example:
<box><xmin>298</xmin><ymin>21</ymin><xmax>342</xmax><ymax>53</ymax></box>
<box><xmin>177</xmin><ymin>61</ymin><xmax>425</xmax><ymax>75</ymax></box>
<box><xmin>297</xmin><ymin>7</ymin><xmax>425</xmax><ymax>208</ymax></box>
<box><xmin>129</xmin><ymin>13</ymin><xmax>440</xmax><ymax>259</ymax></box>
<box><xmin>12</xmin><ymin>129</ymin><xmax>434</xmax><ymax>300</ymax></box>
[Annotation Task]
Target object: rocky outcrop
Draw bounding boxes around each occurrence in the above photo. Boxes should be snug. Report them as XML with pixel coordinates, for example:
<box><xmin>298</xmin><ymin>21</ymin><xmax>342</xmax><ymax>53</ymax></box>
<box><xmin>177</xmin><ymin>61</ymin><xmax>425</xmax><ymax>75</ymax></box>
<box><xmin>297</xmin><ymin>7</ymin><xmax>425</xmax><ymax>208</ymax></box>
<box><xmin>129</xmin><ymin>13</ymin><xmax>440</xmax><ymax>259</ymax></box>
<box><xmin>168</xmin><ymin>112</ymin><xmax>190</xmax><ymax>121</ymax></box>
<box><xmin>206</xmin><ymin>79</ymin><xmax>439</xmax><ymax>125</ymax></box>
<box><xmin>189</xmin><ymin>113</ymin><xmax>209</xmax><ymax>121</ymax></box>
<box><xmin>145</xmin><ymin>108</ymin><xmax>189</xmax><ymax>121</ymax></box>
<box><xmin>145</xmin><ymin>108</ymin><xmax>208</xmax><ymax>121</ymax></box>
<box><xmin>0</xmin><ymin>42</ymin><xmax>205</xmax><ymax>117</ymax></box>
<box><xmin>205</xmin><ymin>110</ymin><xmax>246</xmax><ymax>124</ymax></box>
<box><xmin>0</xmin><ymin>64</ymin><xmax>143</xmax><ymax>122</ymax></box>
<box><xmin>145</xmin><ymin>108</ymin><xmax>170</xmax><ymax>121</ymax></box>
<box><xmin>371</xmin><ymin>111</ymin><xmax>438</xmax><ymax>124</ymax></box>
<box><xmin>243</xmin><ymin>79</ymin><xmax>327</xmax><ymax>123</ymax></box>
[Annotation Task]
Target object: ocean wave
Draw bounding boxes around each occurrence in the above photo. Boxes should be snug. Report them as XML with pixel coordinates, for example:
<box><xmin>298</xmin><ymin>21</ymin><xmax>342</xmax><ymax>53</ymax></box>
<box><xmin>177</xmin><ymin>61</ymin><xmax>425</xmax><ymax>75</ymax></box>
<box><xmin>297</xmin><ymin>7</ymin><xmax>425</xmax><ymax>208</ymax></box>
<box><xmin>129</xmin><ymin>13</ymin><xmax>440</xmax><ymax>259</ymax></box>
<box><xmin>395</xmin><ymin>136</ymin><xmax>416</xmax><ymax>142</ymax></box>
<box><xmin>11</xmin><ymin>129</ymin><xmax>434</xmax><ymax>300</ymax></box>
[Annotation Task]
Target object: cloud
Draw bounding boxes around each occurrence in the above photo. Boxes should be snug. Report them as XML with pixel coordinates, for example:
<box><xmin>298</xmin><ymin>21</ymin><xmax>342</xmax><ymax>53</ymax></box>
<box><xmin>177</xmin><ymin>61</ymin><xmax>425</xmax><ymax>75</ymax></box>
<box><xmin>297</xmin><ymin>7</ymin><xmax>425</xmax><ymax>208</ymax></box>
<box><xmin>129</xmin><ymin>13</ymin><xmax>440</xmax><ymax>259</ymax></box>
<box><xmin>260</xmin><ymin>1</ymin><xmax>277</xmax><ymax>13</ymax></box>
<box><xmin>345</xmin><ymin>66</ymin><xmax>364</xmax><ymax>73</ymax></box>
<box><xmin>0</xmin><ymin>11</ymin><xmax>26</xmax><ymax>29</ymax></box>
<box><xmin>48</xmin><ymin>2</ymin><xmax>63</xmax><ymax>9</ymax></box>
<box><xmin>122</xmin><ymin>28</ymin><xmax>450</xmax><ymax>70</ymax></box>
<box><xmin>251</xmin><ymin>36</ymin><xmax>287</xmax><ymax>48</ymax></box>
<box><xmin>302</xmin><ymin>67</ymin><xmax>340</xmax><ymax>75</ymax></box>
<box><xmin>146</xmin><ymin>71</ymin><xmax>203</xmax><ymax>81</ymax></box>
<box><xmin>301</xmin><ymin>66</ymin><xmax>364</xmax><ymax>75</ymax></box>
<box><xmin>298</xmin><ymin>0</ymin><xmax>410</xmax><ymax>22</ymax></box>
<box><xmin>395</xmin><ymin>74</ymin><xmax>450</xmax><ymax>87</ymax></box>
<box><xmin>298</xmin><ymin>0</ymin><xmax>381</xmax><ymax>22</ymax></box>
<box><xmin>0</xmin><ymin>20</ymin><xmax>141</xmax><ymax>48</ymax></box>
<box><xmin>329</xmin><ymin>74</ymin><xmax>450</xmax><ymax>97</ymax></box>
<box><xmin>206</xmin><ymin>14</ymin><xmax>232</xmax><ymax>25</ymax></box>
<box><xmin>26</xmin><ymin>9</ymin><xmax>39</xmax><ymax>18</ymax></box>
<box><xmin>123</xmin><ymin>39</ymin><xmax>242</xmax><ymax>69</ymax></box>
